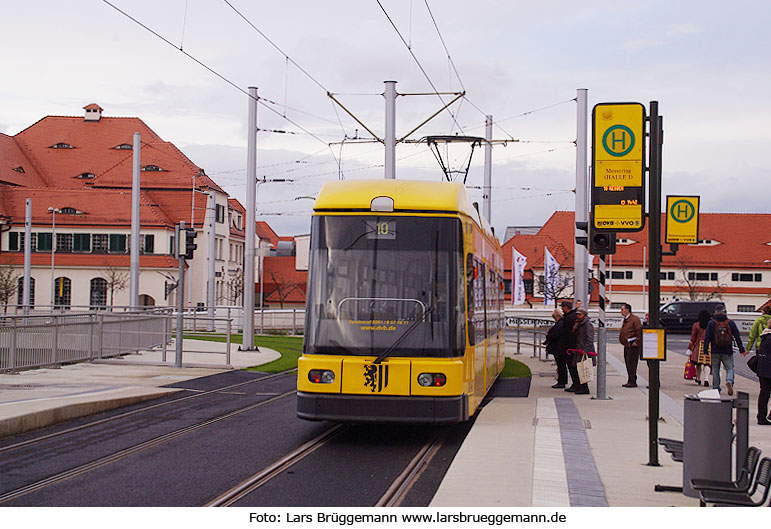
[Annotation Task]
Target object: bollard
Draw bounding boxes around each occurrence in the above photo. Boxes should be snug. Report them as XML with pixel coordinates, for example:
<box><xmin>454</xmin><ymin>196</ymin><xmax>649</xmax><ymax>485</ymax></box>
<box><xmin>226</xmin><ymin>319</ymin><xmax>232</xmax><ymax>366</ymax></box>
<box><xmin>516</xmin><ymin>319</ymin><xmax>521</xmax><ymax>355</ymax></box>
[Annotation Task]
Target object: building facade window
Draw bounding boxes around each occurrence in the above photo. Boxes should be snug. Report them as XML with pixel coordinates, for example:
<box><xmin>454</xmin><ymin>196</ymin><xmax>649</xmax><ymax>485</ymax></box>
<box><xmin>737</xmin><ymin>305</ymin><xmax>756</xmax><ymax>312</ymax></box>
<box><xmin>90</xmin><ymin>277</ymin><xmax>107</xmax><ymax>308</ymax></box>
<box><xmin>141</xmin><ymin>234</ymin><xmax>154</xmax><ymax>254</ymax></box>
<box><xmin>36</xmin><ymin>232</ymin><xmax>52</xmax><ymax>252</ymax></box>
<box><xmin>732</xmin><ymin>273</ymin><xmax>759</xmax><ymax>282</ymax></box>
<box><xmin>216</xmin><ymin>204</ymin><xmax>225</xmax><ymax>223</ymax></box>
<box><xmin>611</xmin><ymin>271</ymin><xmax>625</xmax><ymax>280</ymax></box>
<box><xmin>56</xmin><ymin>233</ymin><xmax>73</xmax><ymax>252</ymax></box>
<box><xmin>92</xmin><ymin>234</ymin><xmax>108</xmax><ymax>253</ymax></box>
<box><xmin>16</xmin><ymin>277</ymin><xmax>35</xmax><ymax>308</ymax></box>
<box><xmin>109</xmin><ymin>234</ymin><xmax>127</xmax><ymax>253</ymax></box>
<box><xmin>54</xmin><ymin>277</ymin><xmax>71</xmax><ymax>308</ymax></box>
<box><xmin>523</xmin><ymin>278</ymin><xmax>534</xmax><ymax>296</ymax></box>
<box><xmin>73</xmin><ymin>233</ymin><xmax>91</xmax><ymax>252</ymax></box>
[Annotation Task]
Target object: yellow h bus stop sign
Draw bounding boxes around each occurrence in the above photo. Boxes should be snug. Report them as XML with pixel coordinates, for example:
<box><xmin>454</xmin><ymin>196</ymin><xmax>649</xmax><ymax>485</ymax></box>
<box><xmin>665</xmin><ymin>195</ymin><xmax>700</xmax><ymax>244</ymax></box>
<box><xmin>591</xmin><ymin>102</ymin><xmax>646</xmax><ymax>232</ymax></box>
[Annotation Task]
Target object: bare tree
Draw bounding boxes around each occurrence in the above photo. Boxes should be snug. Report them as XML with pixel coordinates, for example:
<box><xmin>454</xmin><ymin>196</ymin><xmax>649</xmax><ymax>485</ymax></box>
<box><xmin>223</xmin><ymin>267</ymin><xmax>244</xmax><ymax>305</ymax></box>
<box><xmin>0</xmin><ymin>263</ymin><xmax>20</xmax><ymax>313</ymax></box>
<box><xmin>267</xmin><ymin>270</ymin><xmax>302</xmax><ymax>309</ymax></box>
<box><xmin>673</xmin><ymin>256</ymin><xmax>726</xmax><ymax>301</ymax></box>
<box><xmin>100</xmin><ymin>263</ymin><xmax>129</xmax><ymax>308</ymax></box>
<box><xmin>537</xmin><ymin>271</ymin><xmax>575</xmax><ymax>307</ymax></box>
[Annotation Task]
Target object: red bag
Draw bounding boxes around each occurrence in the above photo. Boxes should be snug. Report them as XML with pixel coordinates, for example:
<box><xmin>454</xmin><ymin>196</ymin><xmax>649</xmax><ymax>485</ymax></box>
<box><xmin>684</xmin><ymin>360</ymin><xmax>696</xmax><ymax>380</ymax></box>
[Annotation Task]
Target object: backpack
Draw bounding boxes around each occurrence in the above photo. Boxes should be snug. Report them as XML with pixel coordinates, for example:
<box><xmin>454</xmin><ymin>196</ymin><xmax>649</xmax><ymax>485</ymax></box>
<box><xmin>714</xmin><ymin>319</ymin><xmax>733</xmax><ymax>348</ymax></box>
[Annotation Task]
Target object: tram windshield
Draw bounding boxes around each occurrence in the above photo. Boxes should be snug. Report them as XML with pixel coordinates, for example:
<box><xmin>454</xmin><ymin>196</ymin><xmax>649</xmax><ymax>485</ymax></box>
<box><xmin>304</xmin><ymin>215</ymin><xmax>464</xmax><ymax>357</ymax></box>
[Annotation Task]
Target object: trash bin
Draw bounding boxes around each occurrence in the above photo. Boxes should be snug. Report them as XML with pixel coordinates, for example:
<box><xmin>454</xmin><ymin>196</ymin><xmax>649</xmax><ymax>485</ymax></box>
<box><xmin>682</xmin><ymin>394</ymin><xmax>733</xmax><ymax>497</ymax></box>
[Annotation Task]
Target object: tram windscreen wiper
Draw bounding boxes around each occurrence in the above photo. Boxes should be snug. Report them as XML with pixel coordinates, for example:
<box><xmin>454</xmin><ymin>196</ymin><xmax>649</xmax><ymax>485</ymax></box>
<box><xmin>373</xmin><ymin>306</ymin><xmax>434</xmax><ymax>365</ymax></box>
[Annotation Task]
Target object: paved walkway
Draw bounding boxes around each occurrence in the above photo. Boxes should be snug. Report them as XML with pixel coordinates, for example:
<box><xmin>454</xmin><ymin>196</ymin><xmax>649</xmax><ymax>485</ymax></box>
<box><xmin>0</xmin><ymin>339</ymin><xmax>278</xmax><ymax>438</ymax></box>
<box><xmin>431</xmin><ymin>340</ymin><xmax>771</xmax><ymax>507</ymax></box>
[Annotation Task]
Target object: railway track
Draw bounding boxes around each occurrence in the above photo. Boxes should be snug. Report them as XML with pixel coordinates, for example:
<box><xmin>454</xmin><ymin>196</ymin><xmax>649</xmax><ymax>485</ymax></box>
<box><xmin>0</xmin><ymin>389</ymin><xmax>296</xmax><ymax>505</ymax></box>
<box><xmin>0</xmin><ymin>371</ymin><xmax>296</xmax><ymax>455</ymax></box>
<box><xmin>206</xmin><ymin>426</ymin><xmax>449</xmax><ymax>507</ymax></box>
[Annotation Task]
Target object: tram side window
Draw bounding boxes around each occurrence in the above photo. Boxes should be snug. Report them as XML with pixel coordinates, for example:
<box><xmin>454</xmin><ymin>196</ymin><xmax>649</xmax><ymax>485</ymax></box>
<box><xmin>466</xmin><ymin>254</ymin><xmax>476</xmax><ymax>345</ymax></box>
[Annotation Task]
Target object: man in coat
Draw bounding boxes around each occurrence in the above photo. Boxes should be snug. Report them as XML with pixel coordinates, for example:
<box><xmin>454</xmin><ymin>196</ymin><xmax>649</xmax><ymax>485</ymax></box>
<box><xmin>619</xmin><ymin>303</ymin><xmax>642</xmax><ymax>388</ymax></box>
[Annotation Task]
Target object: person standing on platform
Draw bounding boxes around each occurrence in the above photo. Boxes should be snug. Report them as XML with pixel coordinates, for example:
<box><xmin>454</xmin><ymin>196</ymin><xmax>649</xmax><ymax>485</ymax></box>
<box><xmin>619</xmin><ymin>303</ymin><xmax>642</xmax><ymax>388</ymax></box>
<box><xmin>688</xmin><ymin>310</ymin><xmax>712</xmax><ymax>387</ymax></box>
<box><xmin>748</xmin><ymin>305</ymin><xmax>771</xmax><ymax>353</ymax></box>
<box><xmin>545</xmin><ymin>309</ymin><xmax>567</xmax><ymax>388</ymax></box>
<box><xmin>754</xmin><ymin>321</ymin><xmax>771</xmax><ymax>425</ymax></box>
<box><xmin>568</xmin><ymin>307</ymin><xmax>595</xmax><ymax>395</ymax></box>
<box><xmin>558</xmin><ymin>300</ymin><xmax>579</xmax><ymax>392</ymax></box>
<box><xmin>704</xmin><ymin>304</ymin><xmax>745</xmax><ymax>396</ymax></box>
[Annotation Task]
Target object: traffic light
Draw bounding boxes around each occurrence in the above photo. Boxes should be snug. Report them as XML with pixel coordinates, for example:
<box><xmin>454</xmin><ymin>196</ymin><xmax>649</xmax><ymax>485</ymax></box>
<box><xmin>589</xmin><ymin>230</ymin><xmax>616</xmax><ymax>254</ymax></box>
<box><xmin>183</xmin><ymin>228</ymin><xmax>198</xmax><ymax>260</ymax></box>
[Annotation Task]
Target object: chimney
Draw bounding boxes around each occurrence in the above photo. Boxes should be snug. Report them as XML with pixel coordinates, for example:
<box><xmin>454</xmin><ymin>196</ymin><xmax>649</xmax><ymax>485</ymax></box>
<box><xmin>84</xmin><ymin>103</ymin><xmax>103</xmax><ymax>122</ymax></box>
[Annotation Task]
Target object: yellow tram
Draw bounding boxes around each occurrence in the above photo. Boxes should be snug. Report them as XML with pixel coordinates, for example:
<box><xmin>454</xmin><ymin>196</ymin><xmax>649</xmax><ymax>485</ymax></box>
<box><xmin>297</xmin><ymin>180</ymin><xmax>504</xmax><ymax>423</ymax></box>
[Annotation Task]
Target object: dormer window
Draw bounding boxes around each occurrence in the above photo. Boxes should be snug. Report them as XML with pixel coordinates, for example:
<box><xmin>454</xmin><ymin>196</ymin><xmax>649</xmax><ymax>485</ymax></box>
<box><xmin>114</xmin><ymin>144</ymin><xmax>133</xmax><ymax>150</ymax></box>
<box><xmin>50</xmin><ymin>143</ymin><xmax>74</xmax><ymax>149</ymax></box>
<box><xmin>13</xmin><ymin>166</ymin><xmax>24</xmax><ymax>173</ymax></box>
<box><xmin>142</xmin><ymin>165</ymin><xmax>163</xmax><ymax>172</ymax></box>
<box><xmin>77</xmin><ymin>172</ymin><xmax>96</xmax><ymax>180</ymax></box>
<box><xmin>60</xmin><ymin>207</ymin><xmax>79</xmax><ymax>215</ymax></box>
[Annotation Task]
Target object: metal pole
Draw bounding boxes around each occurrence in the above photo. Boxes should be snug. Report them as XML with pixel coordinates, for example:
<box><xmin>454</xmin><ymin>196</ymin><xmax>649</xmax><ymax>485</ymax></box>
<box><xmin>244</xmin><ymin>87</ymin><xmax>258</xmax><ymax>349</ymax></box>
<box><xmin>574</xmin><ymin>89</ymin><xmax>589</xmax><ymax>307</ymax></box>
<box><xmin>384</xmin><ymin>80</ymin><xmax>397</xmax><ymax>179</ymax></box>
<box><xmin>642</xmin><ymin>245</ymin><xmax>647</xmax><ymax>312</ymax></box>
<box><xmin>49</xmin><ymin>207</ymin><xmax>58</xmax><ymax>306</ymax></box>
<box><xmin>176</xmin><ymin>221</ymin><xmax>185</xmax><ymax>368</ymax></box>
<box><xmin>597</xmin><ymin>254</ymin><xmax>608</xmax><ymax>399</ymax></box>
<box><xmin>647</xmin><ymin>101</ymin><xmax>663</xmax><ymax>467</ymax></box>
<box><xmin>23</xmin><ymin>199</ymin><xmax>31</xmax><ymax>315</ymax></box>
<box><xmin>226</xmin><ymin>318</ymin><xmax>232</xmax><ymax>366</ymax></box>
<box><xmin>207</xmin><ymin>190</ymin><xmax>216</xmax><ymax>332</ymax></box>
<box><xmin>259</xmin><ymin>250</ymin><xmax>264</xmax><ymax>335</ymax></box>
<box><xmin>130</xmin><ymin>132</ymin><xmax>141</xmax><ymax>309</ymax></box>
<box><xmin>483</xmin><ymin>115</ymin><xmax>493</xmax><ymax>223</ymax></box>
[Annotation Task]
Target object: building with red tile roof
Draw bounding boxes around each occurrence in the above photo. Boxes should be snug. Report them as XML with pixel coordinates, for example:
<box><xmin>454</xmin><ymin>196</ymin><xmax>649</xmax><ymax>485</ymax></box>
<box><xmin>503</xmin><ymin>211</ymin><xmax>771</xmax><ymax>312</ymax></box>
<box><xmin>0</xmin><ymin>104</ymin><xmax>285</xmax><ymax>311</ymax></box>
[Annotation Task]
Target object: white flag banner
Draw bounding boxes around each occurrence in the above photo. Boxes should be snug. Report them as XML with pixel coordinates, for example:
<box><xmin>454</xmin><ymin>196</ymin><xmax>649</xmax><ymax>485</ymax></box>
<box><xmin>512</xmin><ymin>247</ymin><xmax>528</xmax><ymax>306</ymax></box>
<box><xmin>544</xmin><ymin>247</ymin><xmax>560</xmax><ymax>306</ymax></box>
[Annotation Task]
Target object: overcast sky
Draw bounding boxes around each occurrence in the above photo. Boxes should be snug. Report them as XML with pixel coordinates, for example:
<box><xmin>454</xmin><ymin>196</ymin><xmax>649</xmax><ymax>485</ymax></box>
<box><xmin>2</xmin><ymin>1</ymin><xmax>769</xmax><ymax>237</ymax></box>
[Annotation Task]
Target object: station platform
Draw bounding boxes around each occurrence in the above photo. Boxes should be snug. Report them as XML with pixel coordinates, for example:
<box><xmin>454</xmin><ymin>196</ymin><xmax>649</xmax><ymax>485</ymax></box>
<box><xmin>2</xmin><ymin>336</ymin><xmax>770</xmax><ymax>506</ymax></box>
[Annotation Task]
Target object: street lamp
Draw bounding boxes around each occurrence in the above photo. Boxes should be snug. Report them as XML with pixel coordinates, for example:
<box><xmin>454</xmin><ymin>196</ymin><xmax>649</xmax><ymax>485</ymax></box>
<box><xmin>47</xmin><ymin>207</ymin><xmax>60</xmax><ymax>307</ymax></box>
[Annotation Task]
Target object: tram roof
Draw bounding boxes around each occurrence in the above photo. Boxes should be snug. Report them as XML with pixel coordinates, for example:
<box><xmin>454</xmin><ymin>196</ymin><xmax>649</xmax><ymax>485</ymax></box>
<box><xmin>314</xmin><ymin>178</ymin><xmax>489</xmax><ymax>224</ymax></box>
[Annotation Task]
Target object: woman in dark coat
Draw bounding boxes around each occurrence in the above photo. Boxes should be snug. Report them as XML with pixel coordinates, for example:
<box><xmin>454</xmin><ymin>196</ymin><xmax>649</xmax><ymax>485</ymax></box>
<box><xmin>688</xmin><ymin>310</ymin><xmax>711</xmax><ymax>387</ymax></box>
<box><xmin>755</xmin><ymin>322</ymin><xmax>771</xmax><ymax>425</ymax></box>
<box><xmin>567</xmin><ymin>308</ymin><xmax>595</xmax><ymax>395</ymax></box>
<box><xmin>545</xmin><ymin>309</ymin><xmax>567</xmax><ymax>388</ymax></box>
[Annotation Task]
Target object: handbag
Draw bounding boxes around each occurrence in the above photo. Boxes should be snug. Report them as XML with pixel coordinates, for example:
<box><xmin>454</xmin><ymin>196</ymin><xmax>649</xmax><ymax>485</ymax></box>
<box><xmin>684</xmin><ymin>360</ymin><xmax>696</xmax><ymax>380</ymax></box>
<box><xmin>748</xmin><ymin>355</ymin><xmax>759</xmax><ymax>373</ymax></box>
<box><xmin>577</xmin><ymin>354</ymin><xmax>594</xmax><ymax>384</ymax></box>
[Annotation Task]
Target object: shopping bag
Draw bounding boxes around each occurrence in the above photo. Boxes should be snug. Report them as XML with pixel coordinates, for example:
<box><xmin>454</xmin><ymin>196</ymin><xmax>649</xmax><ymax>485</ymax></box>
<box><xmin>683</xmin><ymin>360</ymin><xmax>696</xmax><ymax>380</ymax></box>
<box><xmin>747</xmin><ymin>355</ymin><xmax>759</xmax><ymax>373</ymax></box>
<box><xmin>577</xmin><ymin>355</ymin><xmax>594</xmax><ymax>384</ymax></box>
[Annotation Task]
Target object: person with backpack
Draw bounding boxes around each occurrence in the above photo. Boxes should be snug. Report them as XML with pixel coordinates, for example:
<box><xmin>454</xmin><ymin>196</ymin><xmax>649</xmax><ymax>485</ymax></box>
<box><xmin>704</xmin><ymin>304</ymin><xmax>746</xmax><ymax>396</ymax></box>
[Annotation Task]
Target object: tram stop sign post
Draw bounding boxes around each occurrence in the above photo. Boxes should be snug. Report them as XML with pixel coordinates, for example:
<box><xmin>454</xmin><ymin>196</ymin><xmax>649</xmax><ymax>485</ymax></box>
<box><xmin>591</xmin><ymin>103</ymin><xmax>646</xmax><ymax>232</ymax></box>
<box><xmin>665</xmin><ymin>195</ymin><xmax>700</xmax><ymax>244</ymax></box>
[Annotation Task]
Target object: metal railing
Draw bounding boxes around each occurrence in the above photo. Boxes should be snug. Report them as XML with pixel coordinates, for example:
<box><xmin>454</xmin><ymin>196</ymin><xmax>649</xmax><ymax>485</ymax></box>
<box><xmin>506</xmin><ymin>317</ymin><xmax>555</xmax><ymax>361</ymax></box>
<box><xmin>0</xmin><ymin>311</ymin><xmax>169</xmax><ymax>373</ymax></box>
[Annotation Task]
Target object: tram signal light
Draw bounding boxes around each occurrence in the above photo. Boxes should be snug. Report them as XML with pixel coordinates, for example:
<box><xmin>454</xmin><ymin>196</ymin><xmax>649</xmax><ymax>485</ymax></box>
<box><xmin>183</xmin><ymin>228</ymin><xmax>198</xmax><ymax>260</ymax></box>
<box><xmin>590</xmin><ymin>231</ymin><xmax>616</xmax><ymax>254</ymax></box>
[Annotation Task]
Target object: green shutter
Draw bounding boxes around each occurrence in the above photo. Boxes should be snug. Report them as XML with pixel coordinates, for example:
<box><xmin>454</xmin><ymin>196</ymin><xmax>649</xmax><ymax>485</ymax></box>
<box><xmin>144</xmin><ymin>234</ymin><xmax>154</xmax><ymax>254</ymax></box>
<box><xmin>37</xmin><ymin>233</ymin><xmax>52</xmax><ymax>251</ymax></box>
<box><xmin>74</xmin><ymin>233</ymin><xmax>91</xmax><ymax>252</ymax></box>
<box><xmin>109</xmin><ymin>234</ymin><xmax>126</xmax><ymax>253</ymax></box>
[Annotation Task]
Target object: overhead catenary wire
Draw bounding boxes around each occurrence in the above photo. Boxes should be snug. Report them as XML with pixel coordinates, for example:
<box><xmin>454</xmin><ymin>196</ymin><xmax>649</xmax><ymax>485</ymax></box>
<box><xmin>375</xmin><ymin>0</ymin><xmax>466</xmax><ymax>135</ymax></box>
<box><xmin>101</xmin><ymin>1</ymin><xmax>344</xmax><ymax>174</ymax></box>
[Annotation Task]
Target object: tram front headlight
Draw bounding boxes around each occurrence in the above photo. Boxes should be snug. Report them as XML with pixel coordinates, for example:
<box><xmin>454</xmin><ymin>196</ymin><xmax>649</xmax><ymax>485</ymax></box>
<box><xmin>308</xmin><ymin>369</ymin><xmax>335</xmax><ymax>384</ymax></box>
<box><xmin>417</xmin><ymin>373</ymin><xmax>446</xmax><ymax>387</ymax></box>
